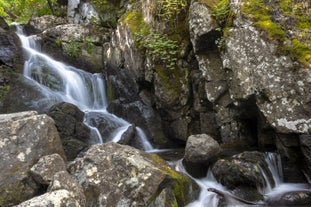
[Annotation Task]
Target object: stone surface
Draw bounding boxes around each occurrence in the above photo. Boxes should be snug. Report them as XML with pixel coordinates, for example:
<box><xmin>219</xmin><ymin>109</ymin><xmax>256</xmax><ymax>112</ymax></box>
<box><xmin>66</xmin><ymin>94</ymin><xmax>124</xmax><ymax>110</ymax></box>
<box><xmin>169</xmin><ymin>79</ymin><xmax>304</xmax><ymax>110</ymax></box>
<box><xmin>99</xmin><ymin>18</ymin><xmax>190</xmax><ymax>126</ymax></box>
<box><xmin>212</xmin><ymin>152</ymin><xmax>273</xmax><ymax>190</ymax></box>
<box><xmin>68</xmin><ymin>142</ymin><xmax>198</xmax><ymax>207</ymax></box>
<box><xmin>25</xmin><ymin>15</ymin><xmax>67</xmax><ymax>34</ymax></box>
<box><xmin>300</xmin><ymin>134</ymin><xmax>311</xmax><ymax>173</ymax></box>
<box><xmin>184</xmin><ymin>134</ymin><xmax>221</xmax><ymax>164</ymax></box>
<box><xmin>37</xmin><ymin>23</ymin><xmax>110</xmax><ymax>73</ymax></box>
<box><xmin>30</xmin><ymin>153</ymin><xmax>67</xmax><ymax>185</ymax></box>
<box><xmin>0</xmin><ymin>111</ymin><xmax>66</xmax><ymax>206</ymax></box>
<box><xmin>183</xmin><ymin>134</ymin><xmax>221</xmax><ymax>177</ymax></box>
<box><xmin>47</xmin><ymin>102</ymin><xmax>90</xmax><ymax>161</ymax></box>
<box><xmin>67</xmin><ymin>0</ymin><xmax>100</xmax><ymax>24</ymax></box>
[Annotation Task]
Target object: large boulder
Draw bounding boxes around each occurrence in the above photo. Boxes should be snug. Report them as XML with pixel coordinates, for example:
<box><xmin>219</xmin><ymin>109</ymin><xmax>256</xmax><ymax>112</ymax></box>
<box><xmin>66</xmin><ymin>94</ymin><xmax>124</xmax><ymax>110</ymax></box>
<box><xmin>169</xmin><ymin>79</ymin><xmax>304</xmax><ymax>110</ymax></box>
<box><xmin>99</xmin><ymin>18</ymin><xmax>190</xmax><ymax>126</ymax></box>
<box><xmin>183</xmin><ymin>134</ymin><xmax>221</xmax><ymax>177</ymax></box>
<box><xmin>47</xmin><ymin>102</ymin><xmax>90</xmax><ymax>161</ymax></box>
<box><xmin>68</xmin><ymin>142</ymin><xmax>199</xmax><ymax>207</ymax></box>
<box><xmin>0</xmin><ymin>111</ymin><xmax>66</xmax><ymax>206</ymax></box>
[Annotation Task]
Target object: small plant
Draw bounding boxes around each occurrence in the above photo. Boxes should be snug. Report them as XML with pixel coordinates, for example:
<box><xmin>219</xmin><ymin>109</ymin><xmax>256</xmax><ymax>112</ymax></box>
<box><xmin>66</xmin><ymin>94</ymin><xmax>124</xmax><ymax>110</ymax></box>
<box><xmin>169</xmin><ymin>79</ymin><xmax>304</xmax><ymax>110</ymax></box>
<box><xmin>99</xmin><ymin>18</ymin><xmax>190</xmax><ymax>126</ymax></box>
<box><xmin>64</xmin><ymin>39</ymin><xmax>80</xmax><ymax>58</ymax></box>
<box><xmin>55</xmin><ymin>36</ymin><xmax>62</xmax><ymax>47</ymax></box>
<box><xmin>85</xmin><ymin>36</ymin><xmax>93</xmax><ymax>54</ymax></box>
<box><xmin>139</xmin><ymin>33</ymin><xmax>179</xmax><ymax>70</ymax></box>
<box><xmin>152</xmin><ymin>0</ymin><xmax>187</xmax><ymax>23</ymax></box>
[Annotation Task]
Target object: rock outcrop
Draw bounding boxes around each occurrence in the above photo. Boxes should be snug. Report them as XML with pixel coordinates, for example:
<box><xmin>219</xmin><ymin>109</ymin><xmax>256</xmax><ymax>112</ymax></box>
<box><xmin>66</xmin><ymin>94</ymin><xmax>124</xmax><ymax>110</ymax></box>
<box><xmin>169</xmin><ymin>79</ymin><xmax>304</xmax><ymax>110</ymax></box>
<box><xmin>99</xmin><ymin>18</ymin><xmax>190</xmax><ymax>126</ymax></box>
<box><xmin>68</xmin><ymin>142</ymin><xmax>198</xmax><ymax>207</ymax></box>
<box><xmin>0</xmin><ymin>111</ymin><xmax>66</xmax><ymax>206</ymax></box>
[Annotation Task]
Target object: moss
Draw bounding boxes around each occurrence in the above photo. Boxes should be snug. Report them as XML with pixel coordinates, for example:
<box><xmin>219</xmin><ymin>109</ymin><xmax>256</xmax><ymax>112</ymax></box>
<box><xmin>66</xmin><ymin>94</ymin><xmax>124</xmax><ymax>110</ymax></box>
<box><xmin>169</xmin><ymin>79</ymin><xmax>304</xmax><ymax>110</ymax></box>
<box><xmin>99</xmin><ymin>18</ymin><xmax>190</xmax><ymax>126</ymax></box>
<box><xmin>290</xmin><ymin>38</ymin><xmax>311</xmax><ymax>67</ymax></box>
<box><xmin>240</xmin><ymin>0</ymin><xmax>311</xmax><ymax>68</ymax></box>
<box><xmin>241</xmin><ymin>0</ymin><xmax>286</xmax><ymax>42</ymax></box>
<box><xmin>150</xmin><ymin>153</ymin><xmax>192</xmax><ymax>206</ymax></box>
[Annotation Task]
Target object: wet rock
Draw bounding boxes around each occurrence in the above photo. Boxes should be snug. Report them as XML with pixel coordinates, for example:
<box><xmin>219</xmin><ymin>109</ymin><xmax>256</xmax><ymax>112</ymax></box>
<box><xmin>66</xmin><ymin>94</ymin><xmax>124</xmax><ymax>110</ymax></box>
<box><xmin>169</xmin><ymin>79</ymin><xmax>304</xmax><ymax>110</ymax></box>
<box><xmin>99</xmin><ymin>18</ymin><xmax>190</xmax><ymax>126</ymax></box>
<box><xmin>107</xmin><ymin>100</ymin><xmax>169</xmax><ymax>147</ymax></box>
<box><xmin>0</xmin><ymin>111</ymin><xmax>66</xmax><ymax>206</ymax></box>
<box><xmin>16</xmin><ymin>171</ymin><xmax>86</xmax><ymax>207</ymax></box>
<box><xmin>48</xmin><ymin>102</ymin><xmax>90</xmax><ymax>161</ymax></box>
<box><xmin>118</xmin><ymin>124</ymin><xmax>136</xmax><ymax>145</ymax></box>
<box><xmin>183</xmin><ymin>134</ymin><xmax>221</xmax><ymax>177</ymax></box>
<box><xmin>68</xmin><ymin>142</ymin><xmax>198</xmax><ymax>207</ymax></box>
<box><xmin>300</xmin><ymin>134</ymin><xmax>311</xmax><ymax>172</ymax></box>
<box><xmin>212</xmin><ymin>151</ymin><xmax>273</xmax><ymax>190</ymax></box>
<box><xmin>30</xmin><ymin>153</ymin><xmax>66</xmax><ymax>185</ymax></box>
<box><xmin>273</xmin><ymin>190</ymin><xmax>311</xmax><ymax>206</ymax></box>
<box><xmin>0</xmin><ymin>19</ymin><xmax>22</xmax><ymax>68</ymax></box>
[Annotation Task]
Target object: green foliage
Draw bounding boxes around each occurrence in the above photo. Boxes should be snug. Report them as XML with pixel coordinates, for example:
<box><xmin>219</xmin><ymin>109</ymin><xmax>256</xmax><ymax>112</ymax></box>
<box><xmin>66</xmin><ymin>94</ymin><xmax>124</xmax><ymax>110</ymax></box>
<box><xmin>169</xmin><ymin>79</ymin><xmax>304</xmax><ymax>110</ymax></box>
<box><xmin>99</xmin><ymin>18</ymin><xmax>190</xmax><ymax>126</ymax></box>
<box><xmin>85</xmin><ymin>36</ymin><xmax>93</xmax><ymax>54</ymax></box>
<box><xmin>138</xmin><ymin>33</ymin><xmax>179</xmax><ymax>70</ymax></box>
<box><xmin>0</xmin><ymin>0</ymin><xmax>59</xmax><ymax>23</ymax></box>
<box><xmin>64</xmin><ymin>39</ymin><xmax>80</xmax><ymax>58</ymax></box>
<box><xmin>55</xmin><ymin>36</ymin><xmax>62</xmax><ymax>47</ymax></box>
<box><xmin>152</xmin><ymin>0</ymin><xmax>187</xmax><ymax>23</ymax></box>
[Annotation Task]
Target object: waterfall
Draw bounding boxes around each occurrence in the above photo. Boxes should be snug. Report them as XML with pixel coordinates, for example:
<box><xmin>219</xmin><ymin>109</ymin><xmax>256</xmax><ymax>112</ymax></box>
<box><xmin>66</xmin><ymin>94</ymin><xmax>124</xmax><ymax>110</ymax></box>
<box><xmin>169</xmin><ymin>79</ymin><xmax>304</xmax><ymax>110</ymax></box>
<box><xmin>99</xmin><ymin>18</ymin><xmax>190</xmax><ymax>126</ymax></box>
<box><xmin>16</xmin><ymin>25</ymin><xmax>153</xmax><ymax>151</ymax></box>
<box><xmin>182</xmin><ymin>152</ymin><xmax>310</xmax><ymax>207</ymax></box>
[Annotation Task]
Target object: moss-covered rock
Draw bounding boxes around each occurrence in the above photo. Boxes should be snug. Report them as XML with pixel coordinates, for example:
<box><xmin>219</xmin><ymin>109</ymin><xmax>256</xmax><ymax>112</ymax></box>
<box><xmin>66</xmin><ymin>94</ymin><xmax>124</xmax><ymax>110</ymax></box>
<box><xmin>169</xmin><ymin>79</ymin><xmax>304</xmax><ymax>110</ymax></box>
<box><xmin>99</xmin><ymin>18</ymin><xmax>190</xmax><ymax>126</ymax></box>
<box><xmin>68</xmin><ymin>142</ymin><xmax>199</xmax><ymax>207</ymax></box>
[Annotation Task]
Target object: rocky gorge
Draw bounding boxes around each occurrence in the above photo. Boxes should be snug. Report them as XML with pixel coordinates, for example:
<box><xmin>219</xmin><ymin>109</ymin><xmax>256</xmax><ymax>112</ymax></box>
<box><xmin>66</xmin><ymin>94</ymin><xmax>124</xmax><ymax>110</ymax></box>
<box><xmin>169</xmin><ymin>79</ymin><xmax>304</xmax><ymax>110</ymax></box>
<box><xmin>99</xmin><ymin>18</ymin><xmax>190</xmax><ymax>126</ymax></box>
<box><xmin>0</xmin><ymin>0</ymin><xmax>310</xmax><ymax>206</ymax></box>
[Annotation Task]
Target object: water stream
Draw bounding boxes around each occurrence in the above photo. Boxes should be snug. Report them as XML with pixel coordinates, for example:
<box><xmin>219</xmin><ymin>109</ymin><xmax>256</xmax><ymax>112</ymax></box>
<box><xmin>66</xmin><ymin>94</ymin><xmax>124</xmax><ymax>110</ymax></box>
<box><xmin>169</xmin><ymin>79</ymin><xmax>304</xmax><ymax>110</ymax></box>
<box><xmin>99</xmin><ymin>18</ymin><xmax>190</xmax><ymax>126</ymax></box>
<box><xmin>15</xmin><ymin>25</ymin><xmax>310</xmax><ymax>207</ymax></box>
<box><xmin>16</xmin><ymin>25</ymin><xmax>153</xmax><ymax>150</ymax></box>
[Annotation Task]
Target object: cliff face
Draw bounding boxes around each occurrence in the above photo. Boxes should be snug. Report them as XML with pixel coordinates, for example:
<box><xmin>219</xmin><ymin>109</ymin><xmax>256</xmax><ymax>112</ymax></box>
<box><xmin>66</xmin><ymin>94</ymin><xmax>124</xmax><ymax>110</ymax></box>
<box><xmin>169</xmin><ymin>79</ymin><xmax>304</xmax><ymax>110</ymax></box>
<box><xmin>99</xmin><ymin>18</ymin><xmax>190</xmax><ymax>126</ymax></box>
<box><xmin>101</xmin><ymin>0</ymin><xmax>311</xmax><ymax>177</ymax></box>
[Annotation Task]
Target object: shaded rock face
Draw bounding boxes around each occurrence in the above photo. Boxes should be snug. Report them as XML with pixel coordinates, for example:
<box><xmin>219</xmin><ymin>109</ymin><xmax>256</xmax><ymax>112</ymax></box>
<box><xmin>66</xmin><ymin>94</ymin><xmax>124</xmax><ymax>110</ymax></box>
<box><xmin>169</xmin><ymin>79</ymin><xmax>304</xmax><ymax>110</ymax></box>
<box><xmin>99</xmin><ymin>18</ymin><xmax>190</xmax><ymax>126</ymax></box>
<box><xmin>0</xmin><ymin>17</ymin><xmax>23</xmax><ymax>110</ymax></box>
<box><xmin>47</xmin><ymin>102</ymin><xmax>90</xmax><ymax>161</ymax></box>
<box><xmin>0</xmin><ymin>111</ymin><xmax>66</xmax><ymax>206</ymax></box>
<box><xmin>68</xmin><ymin>142</ymin><xmax>198</xmax><ymax>207</ymax></box>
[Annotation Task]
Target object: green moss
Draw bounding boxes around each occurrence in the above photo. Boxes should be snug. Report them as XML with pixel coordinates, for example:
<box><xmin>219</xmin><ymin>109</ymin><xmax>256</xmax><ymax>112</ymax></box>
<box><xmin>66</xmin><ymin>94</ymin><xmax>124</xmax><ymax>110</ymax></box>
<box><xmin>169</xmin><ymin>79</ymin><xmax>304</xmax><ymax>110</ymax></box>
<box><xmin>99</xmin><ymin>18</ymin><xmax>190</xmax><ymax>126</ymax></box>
<box><xmin>150</xmin><ymin>153</ymin><xmax>192</xmax><ymax>206</ymax></box>
<box><xmin>241</xmin><ymin>0</ymin><xmax>286</xmax><ymax>42</ymax></box>
<box><xmin>290</xmin><ymin>38</ymin><xmax>311</xmax><ymax>67</ymax></box>
<box><xmin>240</xmin><ymin>0</ymin><xmax>311</xmax><ymax>68</ymax></box>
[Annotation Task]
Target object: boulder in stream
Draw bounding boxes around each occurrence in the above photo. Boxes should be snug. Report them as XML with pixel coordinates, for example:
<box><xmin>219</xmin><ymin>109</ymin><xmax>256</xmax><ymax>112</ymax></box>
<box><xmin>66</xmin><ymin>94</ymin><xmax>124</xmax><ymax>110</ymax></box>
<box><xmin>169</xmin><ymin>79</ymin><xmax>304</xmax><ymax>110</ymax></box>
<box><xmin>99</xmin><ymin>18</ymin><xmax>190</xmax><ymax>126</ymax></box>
<box><xmin>68</xmin><ymin>142</ymin><xmax>199</xmax><ymax>207</ymax></box>
<box><xmin>183</xmin><ymin>134</ymin><xmax>221</xmax><ymax>177</ymax></box>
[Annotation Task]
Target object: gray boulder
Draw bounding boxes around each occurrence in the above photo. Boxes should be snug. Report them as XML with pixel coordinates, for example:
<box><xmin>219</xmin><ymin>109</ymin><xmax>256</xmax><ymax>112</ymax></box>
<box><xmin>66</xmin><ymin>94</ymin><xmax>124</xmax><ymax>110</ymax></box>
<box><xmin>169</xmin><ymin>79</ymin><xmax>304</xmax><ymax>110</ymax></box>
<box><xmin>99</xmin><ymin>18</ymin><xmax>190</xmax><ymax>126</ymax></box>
<box><xmin>30</xmin><ymin>153</ymin><xmax>67</xmax><ymax>185</ymax></box>
<box><xmin>0</xmin><ymin>111</ymin><xmax>66</xmax><ymax>206</ymax></box>
<box><xmin>25</xmin><ymin>15</ymin><xmax>67</xmax><ymax>34</ymax></box>
<box><xmin>68</xmin><ymin>142</ymin><xmax>198</xmax><ymax>207</ymax></box>
<box><xmin>183</xmin><ymin>134</ymin><xmax>221</xmax><ymax>177</ymax></box>
<box><xmin>16</xmin><ymin>171</ymin><xmax>86</xmax><ymax>207</ymax></box>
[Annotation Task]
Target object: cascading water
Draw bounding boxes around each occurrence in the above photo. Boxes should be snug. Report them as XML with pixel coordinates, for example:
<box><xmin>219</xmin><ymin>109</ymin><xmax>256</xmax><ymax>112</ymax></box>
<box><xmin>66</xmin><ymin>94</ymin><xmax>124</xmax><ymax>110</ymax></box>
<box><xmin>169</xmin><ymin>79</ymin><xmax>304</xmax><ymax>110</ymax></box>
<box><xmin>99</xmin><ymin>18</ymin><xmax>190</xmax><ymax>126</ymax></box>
<box><xmin>16</xmin><ymin>25</ymin><xmax>153</xmax><ymax>150</ymax></box>
<box><xmin>180</xmin><ymin>152</ymin><xmax>310</xmax><ymax>207</ymax></box>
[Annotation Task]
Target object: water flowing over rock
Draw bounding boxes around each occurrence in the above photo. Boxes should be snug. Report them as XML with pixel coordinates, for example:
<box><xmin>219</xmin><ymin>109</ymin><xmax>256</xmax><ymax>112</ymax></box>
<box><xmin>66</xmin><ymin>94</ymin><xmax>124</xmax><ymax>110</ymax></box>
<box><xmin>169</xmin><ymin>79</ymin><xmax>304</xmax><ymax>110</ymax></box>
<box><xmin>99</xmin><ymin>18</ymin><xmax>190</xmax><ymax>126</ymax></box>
<box><xmin>0</xmin><ymin>111</ymin><xmax>66</xmax><ymax>206</ymax></box>
<box><xmin>33</xmin><ymin>23</ymin><xmax>110</xmax><ymax>73</ymax></box>
<box><xmin>68</xmin><ymin>142</ymin><xmax>199</xmax><ymax>207</ymax></box>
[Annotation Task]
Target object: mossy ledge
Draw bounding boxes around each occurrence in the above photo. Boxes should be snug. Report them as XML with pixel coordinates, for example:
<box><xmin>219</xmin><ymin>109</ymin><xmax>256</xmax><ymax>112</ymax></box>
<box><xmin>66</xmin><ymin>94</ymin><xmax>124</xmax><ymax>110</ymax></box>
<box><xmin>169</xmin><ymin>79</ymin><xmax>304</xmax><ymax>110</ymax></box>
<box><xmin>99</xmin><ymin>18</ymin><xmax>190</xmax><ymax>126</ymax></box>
<box><xmin>150</xmin><ymin>153</ymin><xmax>194</xmax><ymax>206</ymax></box>
<box><xmin>240</xmin><ymin>0</ymin><xmax>311</xmax><ymax>68</ymax></box>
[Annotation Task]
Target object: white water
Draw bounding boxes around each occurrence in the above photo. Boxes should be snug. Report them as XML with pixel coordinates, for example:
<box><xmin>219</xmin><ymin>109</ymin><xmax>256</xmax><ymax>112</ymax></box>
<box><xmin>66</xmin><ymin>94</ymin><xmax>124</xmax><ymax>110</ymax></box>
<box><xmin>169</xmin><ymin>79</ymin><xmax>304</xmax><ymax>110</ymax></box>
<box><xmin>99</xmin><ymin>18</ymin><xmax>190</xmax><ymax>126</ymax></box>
<box><xmin>181</xmin><ymin>152</ymin><xmax>310</xmax><ymax>207</ymax></box>
<box><xmin>16</xmin><ymin>25</ymin><xmax>153</xmax><ymax>151</ymax></box>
